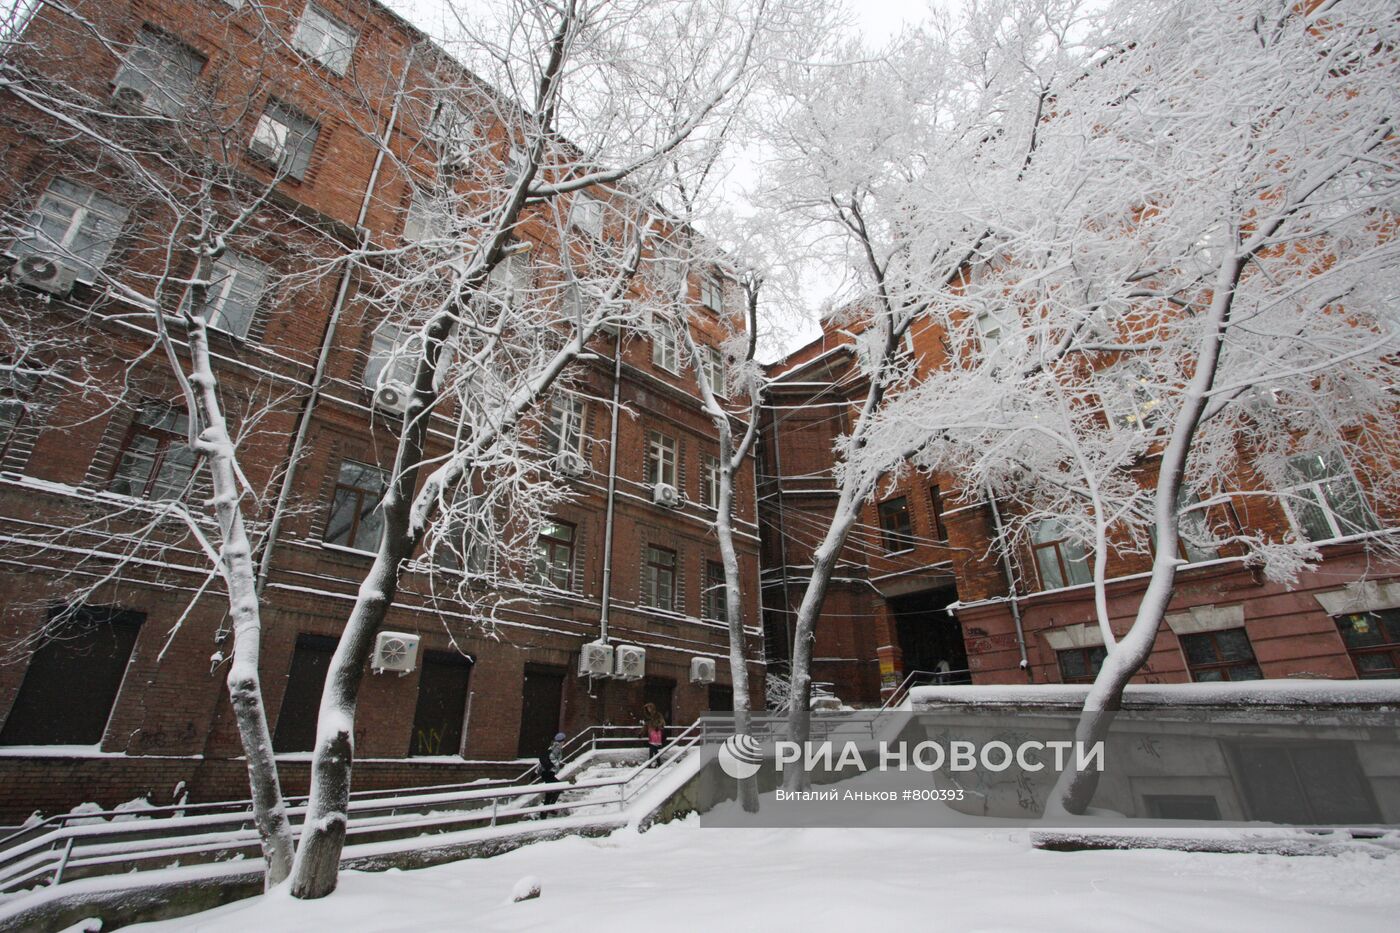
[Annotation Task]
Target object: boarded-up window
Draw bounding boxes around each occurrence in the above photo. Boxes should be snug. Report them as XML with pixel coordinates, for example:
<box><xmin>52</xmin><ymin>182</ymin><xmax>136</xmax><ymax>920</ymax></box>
<box><xmin>410</xmin><ymin>651</ymin><xmax>473</xmax><ymax>757</ymax></box>
<box><xmin>0</xmin><ymin>606</ymin><xmax>142</xmax><ymax>746</ymax></box>
<box><xmin>273</xmin><ymin>634</ymin><xmax>337</xmax><ymax>752</ymax></box>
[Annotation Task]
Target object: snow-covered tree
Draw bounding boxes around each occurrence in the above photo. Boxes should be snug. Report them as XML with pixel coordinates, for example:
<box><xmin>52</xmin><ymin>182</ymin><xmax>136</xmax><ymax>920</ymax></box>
<box><xmin>286</xmin><ymin>0</ymin><xmax>807</xmax><ymax>897</ymax></box>
<box><xmin>755</xmin><ymin>1</ymin><xmax>1100</xmax><ymax>788</ymax></box>
<box><xmin>851</xmin><ymin>0</ymin><xmax>1400</xmax><ymax>812</ymax></box>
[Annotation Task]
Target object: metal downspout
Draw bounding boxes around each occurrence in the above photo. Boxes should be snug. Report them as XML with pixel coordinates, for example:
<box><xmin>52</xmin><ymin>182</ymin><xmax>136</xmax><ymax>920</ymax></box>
<box><xmin>984</xmin><ymin>484</ymin><xmax>1031</xmax><ymax>678</ymax></box>
<box><xmin>596</xmin><ymin>326</ymin><xmax>624</xmax><ymax>642</ymax></box>
<box><xmin>254</xmin><ymin>68</ymin><xmax>406</xmax><ymax>595</ymax></box>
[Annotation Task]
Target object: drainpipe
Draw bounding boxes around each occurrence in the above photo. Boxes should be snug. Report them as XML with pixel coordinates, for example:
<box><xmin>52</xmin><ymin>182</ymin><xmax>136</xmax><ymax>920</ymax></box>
<box><xmin>596</xmin><ymin>325</ymin><xmax>624</xmax><ymax>643</ymax></box>
<box><xmin>255</xmin><ymin>67</ymin><xmax>406</xmax><ymax>595</ymax></box>
<box><xmin>984</xmin><ymin>484</ymin><xmax>1031</xmax><ymax>679</ymax></box>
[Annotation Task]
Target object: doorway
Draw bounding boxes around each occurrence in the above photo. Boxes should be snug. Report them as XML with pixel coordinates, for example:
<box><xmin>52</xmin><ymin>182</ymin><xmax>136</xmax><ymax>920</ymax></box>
<box><xmin>643</xmin><ymin>677</ymin><xmax>675</xmax><ymax>725</ymax></box>
<box><xmin>517</xmin><ymin>664</ymin><xmax>566</xmax><ymax>757</ymax></box>
<box><xmin>410</xmin><ymin>651</ymin><xmax>473</xmax><ymax>757</ymax></box>
<box><xmin>889</xmin><ymin>588</ymin><xmax>969</xmax><ymax>683</ymax></box>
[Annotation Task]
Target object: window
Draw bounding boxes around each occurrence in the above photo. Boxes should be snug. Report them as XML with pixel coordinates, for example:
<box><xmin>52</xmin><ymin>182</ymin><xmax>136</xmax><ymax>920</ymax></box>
<box><xmin>109</xmin><ymin>405</ymin><xmax>198</xmax><ymax>500</ymax></box>
<box><xmin>1173</xmin><ymin>488</ymin><xmax>1220</xmax><ymax>563</ymax></box>
<box><xmin>1334</xmin><ymin>609</ymin><xmax>1400</xmax><ymax>679</ymax></box>
<box><xmin>878</xmin><ymin>496</ymin><xmax>914</xmax><ymax>552</ymax></box>
<box><xmin>646</xmin><ymin>431</ymin><xmax>676</xmax><ymax>488</ymax></box>
<box><xmin>188</xmin><ymin>251</ymin><xmax>268</xmax><ymax>339</ymax></box>
<box><xmin>12</xmin><ymin>179</ymin><xmax>129</xmax><ymax>279</ymax></box>
<box><xmin>410</xmin><ymin>651</ymin><xmax>473</xmax><ymax>757</ymax></box>
<box><xmin>1098</xmin><ymin>359</ymin><xmax>1163</xmax><ymax>431</ymax></box>
<box><xmin>533</xmin><ymin>519</ymin><xmax>575</xmax><ymax>591</ymax></box>
<box><xmin>504</xmin><ymin>146</ymin><xmax>526</xmax><ymax>184</ymax></box>
<box><xmin>0</xmin><ymin>606</ymin><xmax>142</xmax><ymax>747</ymax></box>
<box><xmin>0</xmin><ymin>363</ymin><xmax>40</xmax><ymax>460</ymax></box>
<box><xmin>273</xmin><ymin>634</ymin><xmax>337</xmax><ymax>752</ymax></box>
<box><xmin>702</xmin><ymin>454</ymin><xmax>720</xmax><ymax>509</ymax></box>
<box><xmin>651</xmin><ymin>241</ymin><xmax>686</xmax><ymax>294</ymax></box>
<box><xmin>293</xmin><ymin>3</ymin><xmax>356</xmax><ymax>75</ymax></box>
<box><xmin>974</xmin><ymin>310</ymin><xmax>1005</xmax><ymax>355</ymax></box>
<box><xmin>1179</xmin><ymin>628</ymin><xmax>1262</xmax><ymax>682</ymax></box>
<box><xmin>1057</xmin><ymin>646</ymin><xmax>1107</xmax><ymax>684</ymax></box>
<box><xmin>364</xmin><ymin>320</ymin><xmax>432</xmax><ymax>391</ymax></box>
<box><xmin>543</xmin><ymin>395</ymin><xmax>584</xmax><ymax>456</ymax></box>
<box><xmin>700</xmin><ymin>275</ymin><xmax>723</xmax><ymax>312</ymax></box>
<box><xmin>651</xmin><ymin>317</ymin><xmax>679</xmax><ymax>372</ymax></box>
<box><xmin>324</xmin><ymin>460</ymin><xmax>388</xmax><ymax>551</ymax></box>
<box><xmin>1143</xmin><ymin>795</ymin><xmax>1221</xmax><ymax>821</ymax></box>
<box><xmin>928</xmin><ymin>484</ymin><xmax>948</xmax><ymax>543</ymax></box>
<box><xmin>402</xmin><ymin>189</ymin><xmax>441</xmax><ymax>243</ymax></box>
<box><xmin>250</xmin><ymin>100</ymin><xmax>318</xmax><ymax>179</ymax></box>
<box><xmin>703</xmin><ymin>559</ymin><xmax>726</xmax><ymax>623</ymax></box>
<box><xmin>428</xmin><ymin>99</ymin><xmax>475</xmax><ymax>164</ymax></box>
<box><xmin>643</xmin><ymin>545</ymin><xmax>677</xmax><ymax>612</ymax></box>
<box><xmin>484</xmin><ymin>252</ymin><xmax>529</xmax><ymax>308</ymax></box>
<box><xmin>1284</xmin><ymin>450</ymin><xmax>1378</xmax><ymax>542</ymax></box>
<box><xmin>1231</xmin><ymin>742</ymin><xmax>1378</xmax><ymax>824</ymax></box>
<box><xmin>700</xmin><ymin>345</ymin><xmax>725</xmax><ymax>395</ymax></box>
<box><xmin>1031</xmin><ymin>518</ymin><xmax>1092</xmax><ymax>590</ymax></box>
<box><xmin>570</xmin><ymin>196</ymin><xmax>603</xmax><ymax>238</ymax></box>
<box><xmin>112</xmin><ymin>26</ymin><xmax>205</xmax><ymax>116</ymax></box>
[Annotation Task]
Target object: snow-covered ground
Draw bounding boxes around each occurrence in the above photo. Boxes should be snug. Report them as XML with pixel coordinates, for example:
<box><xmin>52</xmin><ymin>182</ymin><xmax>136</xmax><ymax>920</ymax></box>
<box><xmin>128</xmin><ymin>817</ymin><xmax>1400</xmax><ymax>932</ymax></box>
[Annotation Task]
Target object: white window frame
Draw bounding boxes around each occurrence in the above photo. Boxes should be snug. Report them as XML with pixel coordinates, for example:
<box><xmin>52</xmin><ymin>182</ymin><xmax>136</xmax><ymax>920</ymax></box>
<box><xmin>250</xmin><ymin>101</ymin><xmax>317</xmax><ymax>179</ymax></box>
<box><xmin>544</xmin><ymin>395</ymin><xmax>585</xmax><ymax>456</ymax></box>
<box><xmin>1283</xmin><ymin>450</ymin><xmax>1379</xmax><ymax>543</ymax></box>
<box><xmin>647</xmin><ymin>431</ymin><xmax>677</xmax><ymax>488</ymax></box>
<box><xmin>188</xmin><ymin>251</ymin><xmax>268</xmax><ymax>339</ymax></box>
<box><xmin>402</xmin><ymin>188</ymin><xmax>441</xmax><ymax>243</ymax></box>
<box><xmin>428</xmin><ymin>98</ymin><xmax>475</xmax><ymax>164</ymax></box>
<box><xmin>569</xmin><ymin>196</ymin><xmax>604</xmax><ymax>238</ymax></box>
<box><xmin>293</xmin><ymin>3</ymin><xmax>357</xmax><ymax>75</ymax></box>
<box><xmin>112</xmin><ymin>26</ymin><xmax>205</xmax><ymax>117</ymax></box>
<box><xmin>974</xmin><ymin>309</ymin><xmax>1005</xmax><ymax>356</ymax></box>
<box><xmin>365</xmin><ymin>321</ymin><xmax>416</xmax><ymax>390</ymax></box>
<box><xmin>700</xmin><ymin>345</ymin><xmax>725</xmax><ymax>396</ymax></box>
<box><xmin>12</xmin><ymin>179</ymin><xmax>129</xmax><ymax>280</ymax></box>
<box><xmin>1031</xmin><ymin>518</ymin><xmax>1092</xmax><ymax>590</ymax></box>
<box><xmin>699</xmin><ymin>274</ymin><xmax>723</xmax><ymax>312</ymax></box>
<box><xmin>1099</xmin><ymin>359</ymin><xmax>1163</xmax><ymax>432</ymax></box>
<box><xmin>702</xmin><ymin>454</ymin><xmax>720</xmax><ymax>509</ymax></box>
<box><xmin>651</xmin><ymin>317</ymin><xmax>679</xmax><ymax>373</ymax></box>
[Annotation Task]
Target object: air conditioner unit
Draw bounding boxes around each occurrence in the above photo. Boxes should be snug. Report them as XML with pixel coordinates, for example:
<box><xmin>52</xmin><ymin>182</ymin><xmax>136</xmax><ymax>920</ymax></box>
<box><xmin>689</xmin><ymin>657</ymin><xmax>716</xmax><ymax>685</ymax></box>
<box><xmin>613</xmin><ymin>645</ymin><xmax>645</xmax><ymax>681</ymax></box>
<box><xmin>651</xmin><ymin>482</ymin><xmax>681</xmax><ymax>509</ymax></box>
<box><xmin>371</xmin><ymin>631</ymin><xmax>420</xmax><ymax>674</ymax></box>
<box><xmin>373</xmin><ymin>380</ymin><xmax>410</xmax><ymax>415</ymax></box>
<box><xmin>12</xmin><ymin>255</ymin><xmax>78</xmax><ymax>297</ymax></box>
<box><xmin>578</xmin><ymin>640</ymin><xmax>613</xmax><ymax>678</ymax></box>
<box><xmin>110</xmin><ymin>83</ymin><xmax>147</xmax><ymax>113</ymax></box>
<box><xmin>556</xmin><ymin>451</ymin><xmax>587</xmax><ymax>478</ymax></box>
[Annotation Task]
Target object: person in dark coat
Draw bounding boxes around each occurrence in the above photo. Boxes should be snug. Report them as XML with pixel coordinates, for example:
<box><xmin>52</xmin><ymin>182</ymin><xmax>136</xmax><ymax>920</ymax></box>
<box><xmin>538</xmin><ymin>731</ymin><xmax>567</xmax><ymax>809</ymax></box>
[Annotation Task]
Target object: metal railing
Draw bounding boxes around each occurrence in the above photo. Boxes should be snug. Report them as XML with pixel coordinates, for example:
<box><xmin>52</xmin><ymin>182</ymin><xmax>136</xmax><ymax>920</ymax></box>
<box><xmin>880</xmin><ymin>668</ymin><xmax>973</xmax><ymax>711</ymax></box>
<box><xmin>0</xmin><ymin>723</ymin><xmax>702</xmax><ymax>898</ymax></box>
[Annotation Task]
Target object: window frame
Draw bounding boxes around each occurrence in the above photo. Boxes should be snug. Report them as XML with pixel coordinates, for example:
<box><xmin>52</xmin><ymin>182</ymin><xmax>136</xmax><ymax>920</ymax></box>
<box><xmin>250</xmin><ymin>100</ymin><xmax>318</xmax><ymax>180</ymax></box>
<box><xmin>292</xmin><ymin>2</ymin><xmax>357</xmax><ymax>75</ymax></box>
<box><xmin>0</xmin><ymin>363</ymin><xmax>40</xmax><ymax>462</ymax></box>
<box><xmin>1098</xmin><ymin>358</ymin><xmax>1164</xmax><ymax>432</ymax></box>
<box><xmin>642</xmin><ymin>544</ymin><xmax>677</xmax><ymax>612</ymax></box>
<box><xmin>646</xmin><ymin>430</ymin><xmax>677</xmax><ymax>489</ymax></box>
<box><xmin>323</xmin><ymin>459</ymin><xmax>389</xmax><ymax>552</ymax></box>
<box><xmin>1179</xmin><ymin>628</ymin><xmax>1263</xmax><ymax>682</ymax></box>
<box><xmin>12</xmin><ymin>178</ymin><xmax>129</xmax><ymax>280</ymax></box>
<box><xmin>703</xmin><ymin>559</ymin><xmax>727</xmax><ymax>623</ymax></box>
<box><xmin>699</xmin><ymin>274</ymin><xmax>723</xmax><ymax>312</ymax></box>
<box><xmin>701</xmin><ymin>454</ymin><xmax>721</xmax><ymax>510</ymax></box>
<box><xmin>928</xmin><ymin>484</ymin><xmax>948</xmax><ymax>544</ymax></box>
<box><xmin>651</xmin><ymin>317</ymin><xmax>679</xmax><ymax>373</ymax></box>
<box><xmin>543</xmin><ymin>395</ymin><xmax>585</xmax><ymax>457</ymax></box>
<box><xmin>112</xmin><ymin>25</ymin><xmax>206</xmax><ymax>117</ymax></box>
<box><xmin>1031</xmin><ymin>518</ymin><xmax>1092</xmax><ymax>590</ymax></box>
<box><xmin>569</xmin><ymin>195</ymin><xmax>604</xmax><ymax>238</ymax></box>
<box><xmin>107</xmin><ymin>405</ymin><xmax>198</xmax><ymax>501</ymax></box>
<box><xmin>1334</xmin><ymin>609</ymin><xmax>1400</xmax><ymax>679</ymax></box>
<box><xmin>187</xmin><ymin>251</ymin><xmax>268</xmax><ymax>339</ymax></box>
<box><xmin>700</xmin><ymin>344</ymin><xmax>725</xmax><ymax>396</ymax></box>
<box><xmin>1056</xmin><ymin>645</ymin><xmax>1107</xmax><ymax>684</ymax></box>
<box><xmin>877</xmin><ymin>495</ymin><xmax>914</xmax><ymax>553</ymax></box>
<box><xmin>1282</xmin><ymin>450</ymin><xmax>1379</xmax><ymax>543</ymax></box>
<box><xmin>532</xmin><ymin>519</ymin><xmax>576</xmax><ymax>591</ymax></box>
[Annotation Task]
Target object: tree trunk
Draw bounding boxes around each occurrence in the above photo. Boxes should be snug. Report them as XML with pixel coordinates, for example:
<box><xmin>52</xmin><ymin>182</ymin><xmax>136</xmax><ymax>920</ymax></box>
<box><xmin>716</xmin><ymin>466</ymin><xmax>759</xmax><ymax>812</ymax></box>
<box><xmin>187</xmin><ymin>318</ymin><xmax>294</xmax><ymax>885</ymax></box>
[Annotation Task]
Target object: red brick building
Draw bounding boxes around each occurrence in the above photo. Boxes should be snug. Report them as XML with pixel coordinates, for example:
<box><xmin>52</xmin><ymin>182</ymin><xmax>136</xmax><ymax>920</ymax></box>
<box><xmin>0</xmin><ymin>0</ymin><xmax>761</xmax><ymax>821</ymax></box>
<box><xmin>759</xmin><ymin>317</ymin><xmax>1400</xmax><ymax>706</ymax></box>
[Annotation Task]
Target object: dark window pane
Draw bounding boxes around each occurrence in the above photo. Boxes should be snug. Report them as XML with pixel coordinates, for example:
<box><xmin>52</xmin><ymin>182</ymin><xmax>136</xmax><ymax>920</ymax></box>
<box><xmin>1182</xmin><ymin>633</ymin><xmax>1220</xmax><ymax>666</ymax></box>
<box><xmin>0</xmin><ymin>607</ymin><xmax>142</xmax><ymax>746</ymax></box>
<box><xmin>1215</xmin><ymin>628</ymin><xmax>1255</xmax><ymax>662</ymax></box>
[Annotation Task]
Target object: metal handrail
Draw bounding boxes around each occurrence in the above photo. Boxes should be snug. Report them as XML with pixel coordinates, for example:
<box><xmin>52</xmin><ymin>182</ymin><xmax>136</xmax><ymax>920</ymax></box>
<box><xmin>0</xmin><ymin>722</ymin><xmax>704</xmax><ymax>897</ymax></box>
<box><xmin>880</xmin><ymin>668</ymin><xmax>972</xmax><ymax>711</ymax></box>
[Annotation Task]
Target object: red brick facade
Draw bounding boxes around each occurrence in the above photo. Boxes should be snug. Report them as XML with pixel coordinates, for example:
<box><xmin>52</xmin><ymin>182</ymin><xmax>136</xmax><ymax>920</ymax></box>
<box><xmin>0</xmin><ymin>0</ymin><xmax>761</xmax><ymax>822</ymax></box>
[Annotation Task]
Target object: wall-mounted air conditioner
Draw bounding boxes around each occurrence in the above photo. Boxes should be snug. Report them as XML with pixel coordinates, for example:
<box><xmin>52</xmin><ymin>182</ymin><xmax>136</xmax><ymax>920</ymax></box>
<box><xmin>689</xmin><ymin>657</ymin><xmax>716</xmax><ymax>685</ymax></box>
<box><xmin>613</xmin><ymin>645</ymin><xmax>645</xmax><ymax>681</ymax></box>
<box><xmin>12</xmin><ymin>255</ymin><xmax>78</xmax><ymax>297</ymax></box>
<box><xmin>556</xmin><ymin>451</ymin><xmax>587</xmax><ymax>478</ymax></box>
<box><xmin>651</xmin><ymin>482</ymin><xmax>681</xmax><ymax>509</ymax></box>
<box><xmin>374</xmin><ymin>380</ymin><xmax>410</xmax><ymax>415</ymax></box>
<box><xmin>578</xmin><ymin>640</ymin><xmax>613</xmax><ymax>678</ymax></box>
<box><xmin>371</xmin><ymin>631</ymin><xmax>420</xmax><ymax>674</ymax></box>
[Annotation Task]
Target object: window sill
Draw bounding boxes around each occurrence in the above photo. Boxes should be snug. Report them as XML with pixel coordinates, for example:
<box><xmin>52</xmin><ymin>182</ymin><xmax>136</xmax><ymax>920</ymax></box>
<box><xmin>320</xmin><ymin>541</ymin><xmax>377</xmax><ymax>558</ymax></box>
